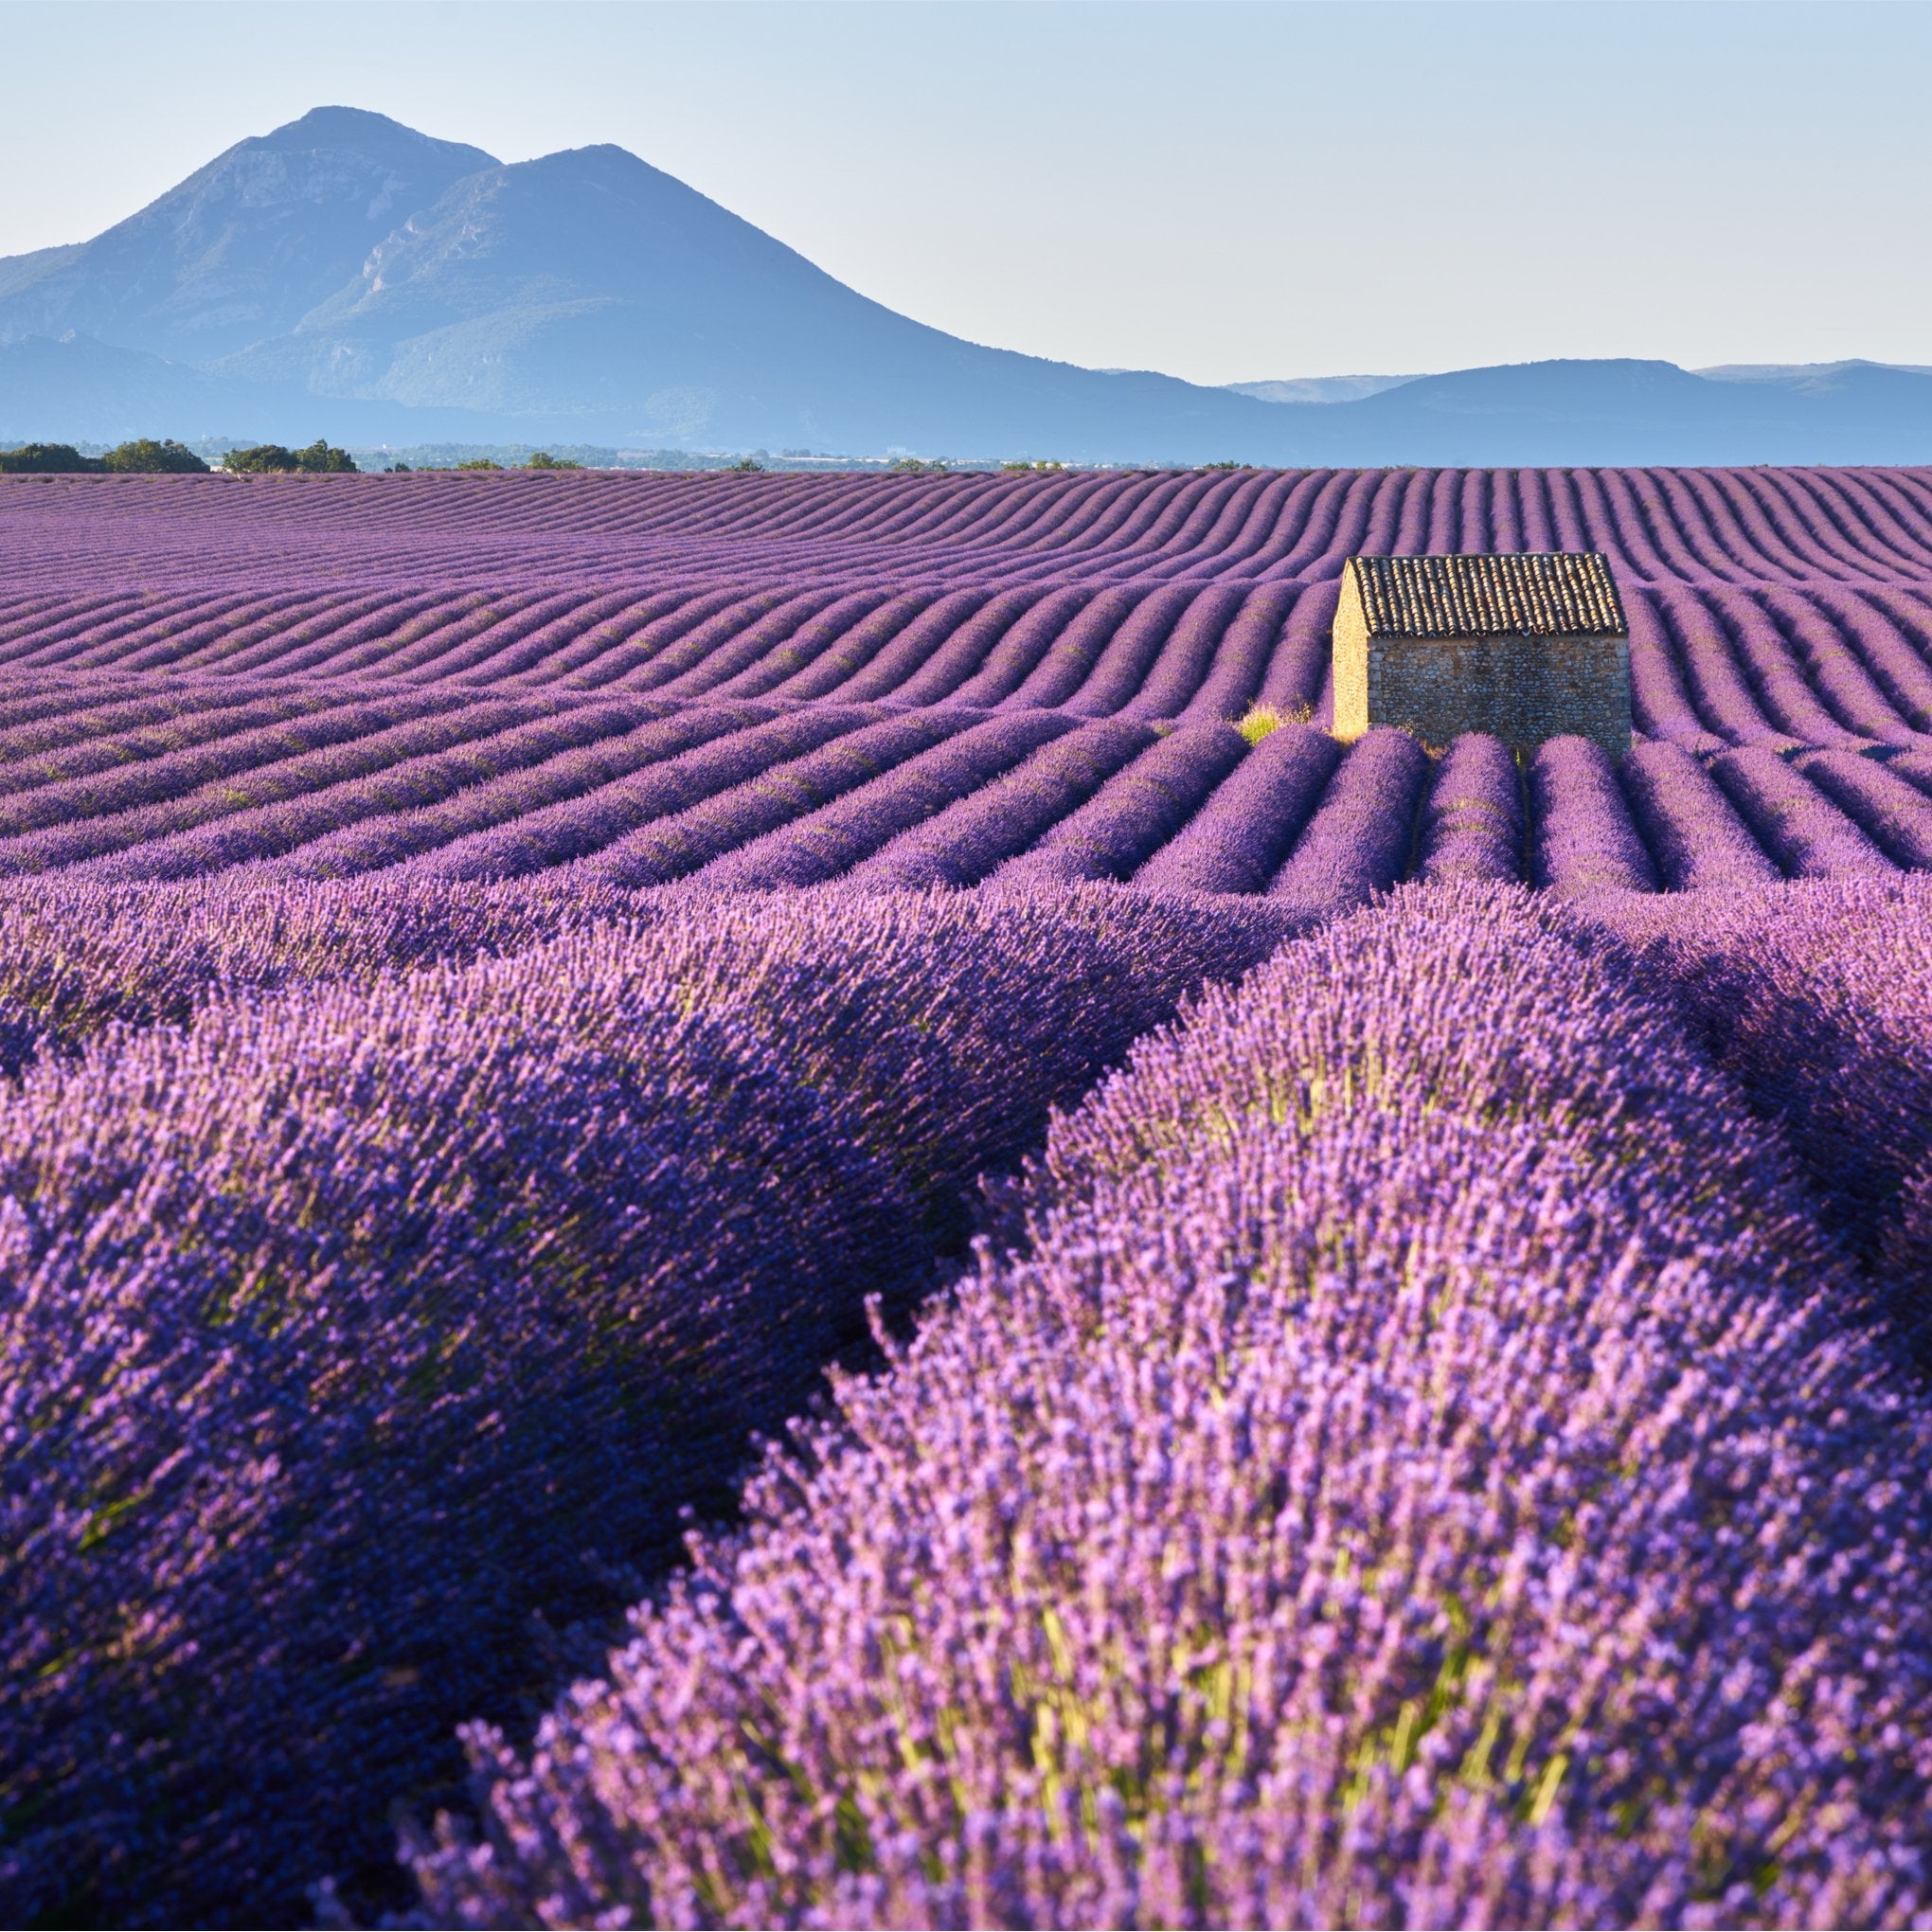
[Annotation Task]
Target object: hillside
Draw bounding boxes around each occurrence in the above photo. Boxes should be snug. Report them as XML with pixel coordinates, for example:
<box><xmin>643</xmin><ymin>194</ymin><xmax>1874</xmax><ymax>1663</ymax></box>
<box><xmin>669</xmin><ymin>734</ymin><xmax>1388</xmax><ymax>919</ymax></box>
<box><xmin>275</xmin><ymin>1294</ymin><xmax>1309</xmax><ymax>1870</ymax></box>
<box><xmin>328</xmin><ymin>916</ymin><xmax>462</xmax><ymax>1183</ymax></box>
<box><xmin>0</xmin><ymin>108</ymin><xmax>1307</xmax><ymax>460</ymax></box>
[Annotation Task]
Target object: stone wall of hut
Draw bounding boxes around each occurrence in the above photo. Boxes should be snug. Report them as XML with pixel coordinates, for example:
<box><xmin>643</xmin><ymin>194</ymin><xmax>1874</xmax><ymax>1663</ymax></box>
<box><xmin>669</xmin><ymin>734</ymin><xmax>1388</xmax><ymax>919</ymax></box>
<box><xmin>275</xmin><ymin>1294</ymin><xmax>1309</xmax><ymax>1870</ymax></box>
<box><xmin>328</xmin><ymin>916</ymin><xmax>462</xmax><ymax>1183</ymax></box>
<box><xmin>1367</xmin><ymin>634</ymin><xmax>1632</xmax><ymax>754</ymax></box>
<box><xmin>1333</xmin><ymin>596</ymin><xmax>1631</xmax><ymax>753</ymax></box>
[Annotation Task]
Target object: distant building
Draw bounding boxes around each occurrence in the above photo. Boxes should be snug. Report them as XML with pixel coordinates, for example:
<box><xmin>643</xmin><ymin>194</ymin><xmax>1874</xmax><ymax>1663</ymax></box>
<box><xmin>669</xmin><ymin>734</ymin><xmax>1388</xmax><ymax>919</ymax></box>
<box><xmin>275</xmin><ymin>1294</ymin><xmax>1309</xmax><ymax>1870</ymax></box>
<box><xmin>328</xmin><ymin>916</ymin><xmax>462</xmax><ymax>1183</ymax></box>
<box><xmin>1333</xmin><ymin>552</ymin><xmax>1631</xmax><ymax>754</ymax></box>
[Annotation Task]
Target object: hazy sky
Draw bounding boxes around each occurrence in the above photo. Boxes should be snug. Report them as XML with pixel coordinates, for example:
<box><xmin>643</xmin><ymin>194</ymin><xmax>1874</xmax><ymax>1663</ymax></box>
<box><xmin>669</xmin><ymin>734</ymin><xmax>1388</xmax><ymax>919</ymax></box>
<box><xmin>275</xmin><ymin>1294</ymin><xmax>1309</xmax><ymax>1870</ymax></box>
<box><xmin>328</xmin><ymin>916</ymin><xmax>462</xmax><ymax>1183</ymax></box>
<box><xmin>2</xmin><ymin>0</ymin><xmax>1927</xmax><ymax>385</ymax></box>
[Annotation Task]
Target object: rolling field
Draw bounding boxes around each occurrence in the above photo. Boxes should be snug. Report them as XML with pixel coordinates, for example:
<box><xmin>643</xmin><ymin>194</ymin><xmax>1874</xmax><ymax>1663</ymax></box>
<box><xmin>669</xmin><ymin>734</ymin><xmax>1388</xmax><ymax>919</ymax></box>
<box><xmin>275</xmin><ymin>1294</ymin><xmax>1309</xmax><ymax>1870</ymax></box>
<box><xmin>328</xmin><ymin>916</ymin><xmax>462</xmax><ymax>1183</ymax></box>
<box><xmin>5</xmin><ymin>468</ymin><xmax>1932</xmax><ymax>1928</ymax></box>
<box><xmin>3</xmin><ymin>466</ymin><xmax>1932</xmax><ymax>891</ymax></box>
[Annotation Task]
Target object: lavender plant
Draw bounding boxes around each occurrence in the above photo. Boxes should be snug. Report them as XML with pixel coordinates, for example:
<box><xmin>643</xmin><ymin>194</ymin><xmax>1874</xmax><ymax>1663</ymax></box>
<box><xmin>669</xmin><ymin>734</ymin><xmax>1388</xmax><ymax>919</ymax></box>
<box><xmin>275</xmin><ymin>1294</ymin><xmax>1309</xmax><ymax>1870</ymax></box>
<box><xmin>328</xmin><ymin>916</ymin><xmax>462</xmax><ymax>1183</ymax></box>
<box><xmin>1415</xmin><ymin>732</ymin><xmax>1524</xmax><ymax>884</ymax></box>
<box><xmin>1705</xmin><ymin>744</ymin><xmax>1894</xmax><ymax>880</ymax></box>
<box><xmin>1268</xmin><ymin>724</ymin><xmax>1431</xmax><ymax>912</ymax></box>
<box><xmin>846</xmin><ymin>718</ymin><xmax>1154</xmax><ymax>891</ymax></box>
<box><xmin>994</xmin><ymin>722</ymin><xmax>1249</xmax><ymax>889</ymax></box>
<box><xmin>1526</xmin><ymin>735</ymin><xmax>1660</xmax><ymax>893</ymax></box>
<box><xmin>404</xmin><ymin>887</ymin><xmax>1932</xmax><ymax>1929</ymax></box>
<box><xmin>1619</xmin><ymin>740</ymin><xmax>1783</xmax><ymax>889</ymax></box>
<box><xmin>1132</xmin><ymin>723</ymin><xmax>1342</xmax><ymax>896</ymax></box>
<box><xmin>3</xmin><ymin>461</ymin><xmax>1932</xmax><ymax>1932</ymax></box>
<box><xmin>691</xmin><ymin>713</ymin><xmax>1074</xmax><ymax>890</ymax></box>
<box><xmin>0</xmin><ymin>885</ymin><xmax>1296</xmax><ymax>1926</ymax></box>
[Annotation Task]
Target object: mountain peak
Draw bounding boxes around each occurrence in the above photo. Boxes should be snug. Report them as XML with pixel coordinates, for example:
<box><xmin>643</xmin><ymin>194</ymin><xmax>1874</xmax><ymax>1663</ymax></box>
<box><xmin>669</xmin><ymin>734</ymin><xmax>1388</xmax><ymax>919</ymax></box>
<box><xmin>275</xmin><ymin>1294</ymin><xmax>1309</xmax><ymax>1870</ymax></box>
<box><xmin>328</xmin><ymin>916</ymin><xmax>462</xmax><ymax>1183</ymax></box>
<box><xmin>0</xmin><ymin>108</ymin><xmax>499</xmax><ymax>363</ymax></box>
<box><xmin>245</xmin><ymin>104</ymin><xmax>499</xmax><ymax>170</ymax></box>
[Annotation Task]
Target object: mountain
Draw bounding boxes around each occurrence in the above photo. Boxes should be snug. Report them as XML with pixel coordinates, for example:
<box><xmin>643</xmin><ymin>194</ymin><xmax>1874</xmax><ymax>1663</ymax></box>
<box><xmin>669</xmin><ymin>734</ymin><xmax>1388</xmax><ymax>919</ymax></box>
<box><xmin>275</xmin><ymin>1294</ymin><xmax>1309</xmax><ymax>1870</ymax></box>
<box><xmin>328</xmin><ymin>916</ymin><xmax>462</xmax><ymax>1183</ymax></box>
<box><xmin>0</xmin><ymin>331</ymin><xmax>562</xmax><ymax>446</ymax></box>
<box><xmin>210</xmin><ymin>140</ymin><xmax>1304</xmax><ymax>456</ymax></box>
<box><xmin>0</xmin><ymin>108</ymin><xmax>1315</xmax><ymax>460</ymax></box>
<box><xmin>4</xmin><ymin>108</ymin><xmax>1932</xmax><ymax>462</ymax></box>
<box><xmin>1696</xmin><ymin>358</ymin><xmax>1932</xmax><ymax>385</ymax></box>
<box><xmin>1224</xmin><ymin>374</ymin><xmax>1422</xmax><ymax>405</ymax></box>
<box><xmin>1218</xmin><ymin>359</ymin><xmax>1932</xmax><ymax>463</ymax></box>
<box><xmin>199</xmin><ymin>133</ymin><xmax>1342</xmax><ymax>459</ymax></box>
<box><xmin>0</xmin><ymin>245</ymin><xmax>81</xmax><ymax>301</ymax></box>
<box><xmin>0</xmin><ymin>108</ymin><xmax>497</xmax><ymax>363</ymax></box>
<box><xmin>0</xmin><ymin>333</ymin><xmax>258</xmax><ymax>435</ymax></box>
<box><xmin>1278</xmin><ymin>358</ymin><xmax>1932</xmax><ymax>465</ymax></box>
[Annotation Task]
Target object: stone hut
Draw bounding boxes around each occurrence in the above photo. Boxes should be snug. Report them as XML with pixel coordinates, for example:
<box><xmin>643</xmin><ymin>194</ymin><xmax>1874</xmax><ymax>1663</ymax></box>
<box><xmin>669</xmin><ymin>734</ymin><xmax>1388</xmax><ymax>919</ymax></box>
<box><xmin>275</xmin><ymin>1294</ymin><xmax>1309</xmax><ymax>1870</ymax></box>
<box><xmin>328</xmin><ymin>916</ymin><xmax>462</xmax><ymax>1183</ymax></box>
<box><xmin>1332</xmin><ymin>552</ymin><xmax>1631</xmax><ymax>754</ymax></box>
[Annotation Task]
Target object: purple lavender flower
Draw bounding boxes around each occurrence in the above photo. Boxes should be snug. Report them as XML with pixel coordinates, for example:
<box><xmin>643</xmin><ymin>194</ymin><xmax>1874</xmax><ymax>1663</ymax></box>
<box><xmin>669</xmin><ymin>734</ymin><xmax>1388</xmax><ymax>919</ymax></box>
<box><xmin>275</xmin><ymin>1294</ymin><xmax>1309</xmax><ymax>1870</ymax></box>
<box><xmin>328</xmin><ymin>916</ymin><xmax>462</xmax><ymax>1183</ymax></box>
<box><xmin>1415</xmin><ymin>732</ymin><xmax>1524</xmax><ymax>884</ymax></box>
<box><xmin>1132</xmin><ymin>723</ymin><xmax>1341</xmax><ymax>896</ymax></box>
<box><xmin>1619</xmin><ymin>740</ymin><xmax>1782</xmax><ymax>888</ymax></box>
<box><xmin>0</xmin><ymin>883</ymin><xmax>1294</xmax><ymax>1925</ymax></box>
<box><xmin>1526</xmin><ymin>733</ymin><xmax>1660</xmax><ymax>892</ymax></box>
<box><xmin>404</xmin><ymin>886</ymin><xmax>1932</xmax><ymax>1931</ymax></box>
<box><xmin>1268</xmin><ymin>724</ymin><xmax>1430</xmax><ymax>912</ymax></box>
<box><xmin>995</xmin><ymin>721</ymin><xmax>1249</xmax><ymax>888</ymax></box>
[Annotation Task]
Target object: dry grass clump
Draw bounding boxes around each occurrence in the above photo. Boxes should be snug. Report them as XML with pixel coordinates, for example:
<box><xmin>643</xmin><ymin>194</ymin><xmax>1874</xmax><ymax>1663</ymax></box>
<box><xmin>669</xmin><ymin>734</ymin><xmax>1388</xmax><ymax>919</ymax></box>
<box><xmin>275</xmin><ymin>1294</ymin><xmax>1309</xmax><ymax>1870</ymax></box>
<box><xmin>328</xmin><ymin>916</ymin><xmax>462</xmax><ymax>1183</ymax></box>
<box><xmin>1234</xmin><ymin>701</ymin><xmax>1313</xmax><ymax>744</ymax></box>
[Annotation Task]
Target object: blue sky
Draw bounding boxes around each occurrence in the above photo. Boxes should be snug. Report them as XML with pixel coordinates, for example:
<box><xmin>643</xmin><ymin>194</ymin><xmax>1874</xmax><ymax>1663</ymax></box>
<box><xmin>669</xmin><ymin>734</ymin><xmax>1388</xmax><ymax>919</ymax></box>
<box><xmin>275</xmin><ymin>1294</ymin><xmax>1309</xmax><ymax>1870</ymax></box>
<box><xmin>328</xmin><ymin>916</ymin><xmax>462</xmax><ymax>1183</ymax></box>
<box><xmin>2</xmin><ymin>0</ymin><xmax>1926</xmax><ymax>385</ymax></box>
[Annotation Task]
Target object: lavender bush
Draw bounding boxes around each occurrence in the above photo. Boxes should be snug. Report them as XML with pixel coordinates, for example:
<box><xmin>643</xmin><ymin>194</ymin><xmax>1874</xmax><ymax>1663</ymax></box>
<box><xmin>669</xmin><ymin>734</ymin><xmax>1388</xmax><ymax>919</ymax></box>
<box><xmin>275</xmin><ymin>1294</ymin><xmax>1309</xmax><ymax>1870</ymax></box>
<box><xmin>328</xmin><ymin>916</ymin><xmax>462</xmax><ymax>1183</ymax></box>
<box><xmin>1133</xmin><ymin>723</ymin><xmax>1342</xmax><ymax>896</ymax></box>
<box><xmin>1704</xmin><ymin>745</ymin><xmax>1895</xmax><ymax>881</ymax></box>
<box><xmin>1619</xmin><ymin>741</ymin><xmax>1783</xmax><ymax>889</ymax></box>
<box><xmin>691</xmin><ymin>713</ymin><xmax>1074</xmax><ymax>890</ymax></box>
<box><xmin>1795</xmin><ymin>748</ymin><xmax>1932</xmax><ymax>869</ymax></box>
<box><xmin>1526</xmin><ymin>735</ymin><xmax>1659</xmax><ymax>892</ymax></box>
<box><xmin>995</xmin><ymin>722</ymin><xmax>1248</xmax><ymax>889</ymax></box>
<box><xmin>410</xmin><ymin>707</ymin><xmax>859</xmax><ymax>882</ymax></box>
<box><xmin>0</xmin><ymin>885</ymin><xmax>1297</xmax><ymax>1926</ymax></box>
<box><xmin>4</xmin><ymin>463</ymin><xmax>1932</xmax><ymax>1930</ymax></box>
<box><xmin>265</xmin><ymin>706</ymin><xmax>759</xmax><ymax>880</ymax></box>
<box><xmin>571</xmin><ymin>711</ymin><xmax>972</xmax><ymax>889</ymax></box>
<box><xmin>1415</xmin><ymin>732</ymin><xmax>1524</xmax><ymax>884</ymax></box>
<box><xmin>0</xmin><ymin>468</ymin><xmax>1923</xmax><ymax>747</ymax></box>
<box><xmin>1587</xmin><ymin>876</ymin><xmax>1932</xmax><ymax>1367</ymax></box>
<box><xmin>405</xmin><ymin>887</ymin><xmax>1932</xmax><ymax>1929</ymax></box>
<box><xmin>847</xmin><ymin>718</ymin><xmax>1154</xmax><ymax>891</ymax></box>
<box><xmin>1268</xmin><ymin>724</ymin><xmax>1430</xmax><ymax>912</ymax></box>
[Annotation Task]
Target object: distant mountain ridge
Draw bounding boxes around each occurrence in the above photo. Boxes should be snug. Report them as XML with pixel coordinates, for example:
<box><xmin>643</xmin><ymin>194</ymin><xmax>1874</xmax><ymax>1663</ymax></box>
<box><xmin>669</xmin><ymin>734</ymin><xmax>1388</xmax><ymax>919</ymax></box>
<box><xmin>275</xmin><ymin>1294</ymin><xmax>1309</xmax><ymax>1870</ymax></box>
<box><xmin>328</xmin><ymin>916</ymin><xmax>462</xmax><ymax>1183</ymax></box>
<box><xmin>1224</xmin><ymin>375</ymin><xmax>1423</xmax><ymax>405</ymax></box>
<box><xmin>1695</xmin><ymin>358</ymin><xmax>1932</xmax><ymax>385</ymax></box>
<box><xmin>4</xmin><ymin>106</ymin><xmax>1932</xmax><ymax>463</ymax></box>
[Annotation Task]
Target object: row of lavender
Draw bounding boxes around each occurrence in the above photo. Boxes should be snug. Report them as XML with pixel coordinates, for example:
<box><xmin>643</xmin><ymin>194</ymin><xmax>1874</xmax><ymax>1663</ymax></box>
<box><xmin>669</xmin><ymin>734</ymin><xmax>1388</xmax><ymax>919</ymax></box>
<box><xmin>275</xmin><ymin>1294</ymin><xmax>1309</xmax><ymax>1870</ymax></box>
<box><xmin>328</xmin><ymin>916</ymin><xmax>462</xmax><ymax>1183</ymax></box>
<box><xmin>2</xmin><ymin>671</ymin><xmax>1931</xmax><ymax>895</ymax></box>
<box><xmin>9</xmin><ymin>874</ymin><xmax>1932</xmax><ymax>1926</ymax></box>
<box><xmin>0</xmin><ymin>883</ymin><xmax>1309</xmax><ymax>1926</ymax></box>
<box><xmin>402</xmin><ymin>881</ymin><xmax>1932</xmax><ymax>1929</ymax></box>
<box><xmin>0</xmin><ymin>581</ymin><xmax>1326</xmax><ymax>719</ymax></box>
<box><xmin>8</xmin><ymin>466</ymin><xmax>1932</xmax><ymax>592</ymax></box>
<box><xmin>4</xmin><ymin>576</ymin><xmax>1931</xmax><ymax>751</ymax></box>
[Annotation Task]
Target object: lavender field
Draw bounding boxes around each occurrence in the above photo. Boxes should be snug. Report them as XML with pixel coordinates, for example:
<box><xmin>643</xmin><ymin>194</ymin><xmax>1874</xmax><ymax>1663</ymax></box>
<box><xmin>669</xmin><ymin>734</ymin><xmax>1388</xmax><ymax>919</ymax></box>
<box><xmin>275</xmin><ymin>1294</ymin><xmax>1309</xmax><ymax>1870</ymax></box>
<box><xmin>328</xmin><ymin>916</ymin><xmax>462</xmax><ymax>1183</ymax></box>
<box><xmin>4</xmin><ymin>466</ymin><xmax>1932</xmax><ymax>1928</ymax></box>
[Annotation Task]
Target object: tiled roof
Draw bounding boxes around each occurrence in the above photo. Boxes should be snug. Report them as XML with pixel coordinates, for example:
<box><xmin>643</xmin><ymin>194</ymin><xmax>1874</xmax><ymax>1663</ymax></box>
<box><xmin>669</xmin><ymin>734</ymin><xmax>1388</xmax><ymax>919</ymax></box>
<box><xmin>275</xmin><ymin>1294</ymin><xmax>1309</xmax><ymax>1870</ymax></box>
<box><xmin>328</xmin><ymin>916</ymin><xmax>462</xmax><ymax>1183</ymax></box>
<box><xmin>1345</xmin><ymin>552</ymin><xmax>1628</xmax><ymax>639</ymax></box>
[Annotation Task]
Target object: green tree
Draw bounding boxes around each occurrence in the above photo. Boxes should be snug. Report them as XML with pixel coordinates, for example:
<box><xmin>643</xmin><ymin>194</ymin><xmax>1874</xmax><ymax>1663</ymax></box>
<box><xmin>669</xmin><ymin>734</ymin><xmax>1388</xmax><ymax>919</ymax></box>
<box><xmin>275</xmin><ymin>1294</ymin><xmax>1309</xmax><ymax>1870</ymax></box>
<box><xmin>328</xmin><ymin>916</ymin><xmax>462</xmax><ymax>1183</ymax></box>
<box><xmin>0</xmin><ymin>443</ymin><xmax>103</xmax><ymax>474</ymax></box>
<box><xmin>222</xmin><ymin>444</ymin><xmax>298</xmax><ymax>474</ymax></box>
<box><xmin>223</xmin><ymin>441</ymin><xmax>359</xmax><ymax>474</ymax></box>
<box><xmin>454</xmin><ymin>457</ymin><xmax>502</xmax><ymax>472</ymax></box>
<box><xmin>100</xmin><ymin>438</ymin><xmax>209</xmax><ymax>474</ymax></box>
<box><xmin>523</xmin><ymin>451</ymin><xmax>581</xmax><ymax>470</ymax></box>
<box><xmin>295</xmin><ymin>440</ymin><xmax>358</xmax><ymax>474</ymax></box>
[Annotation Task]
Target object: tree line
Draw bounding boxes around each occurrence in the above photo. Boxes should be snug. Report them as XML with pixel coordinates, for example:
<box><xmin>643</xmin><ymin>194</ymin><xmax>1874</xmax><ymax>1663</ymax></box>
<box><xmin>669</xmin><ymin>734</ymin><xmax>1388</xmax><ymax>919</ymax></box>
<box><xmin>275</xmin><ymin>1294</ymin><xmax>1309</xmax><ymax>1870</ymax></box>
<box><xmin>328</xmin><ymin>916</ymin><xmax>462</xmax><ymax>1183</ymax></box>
<box><xmin>0</xmin><ymin>441</ymin><xmax>595</xmax><ymax>475</ymax></box>
<box><xmin>0</xmin><ymin>439</ymin><xmax>359</xmax><ymax>474</ymax></box>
